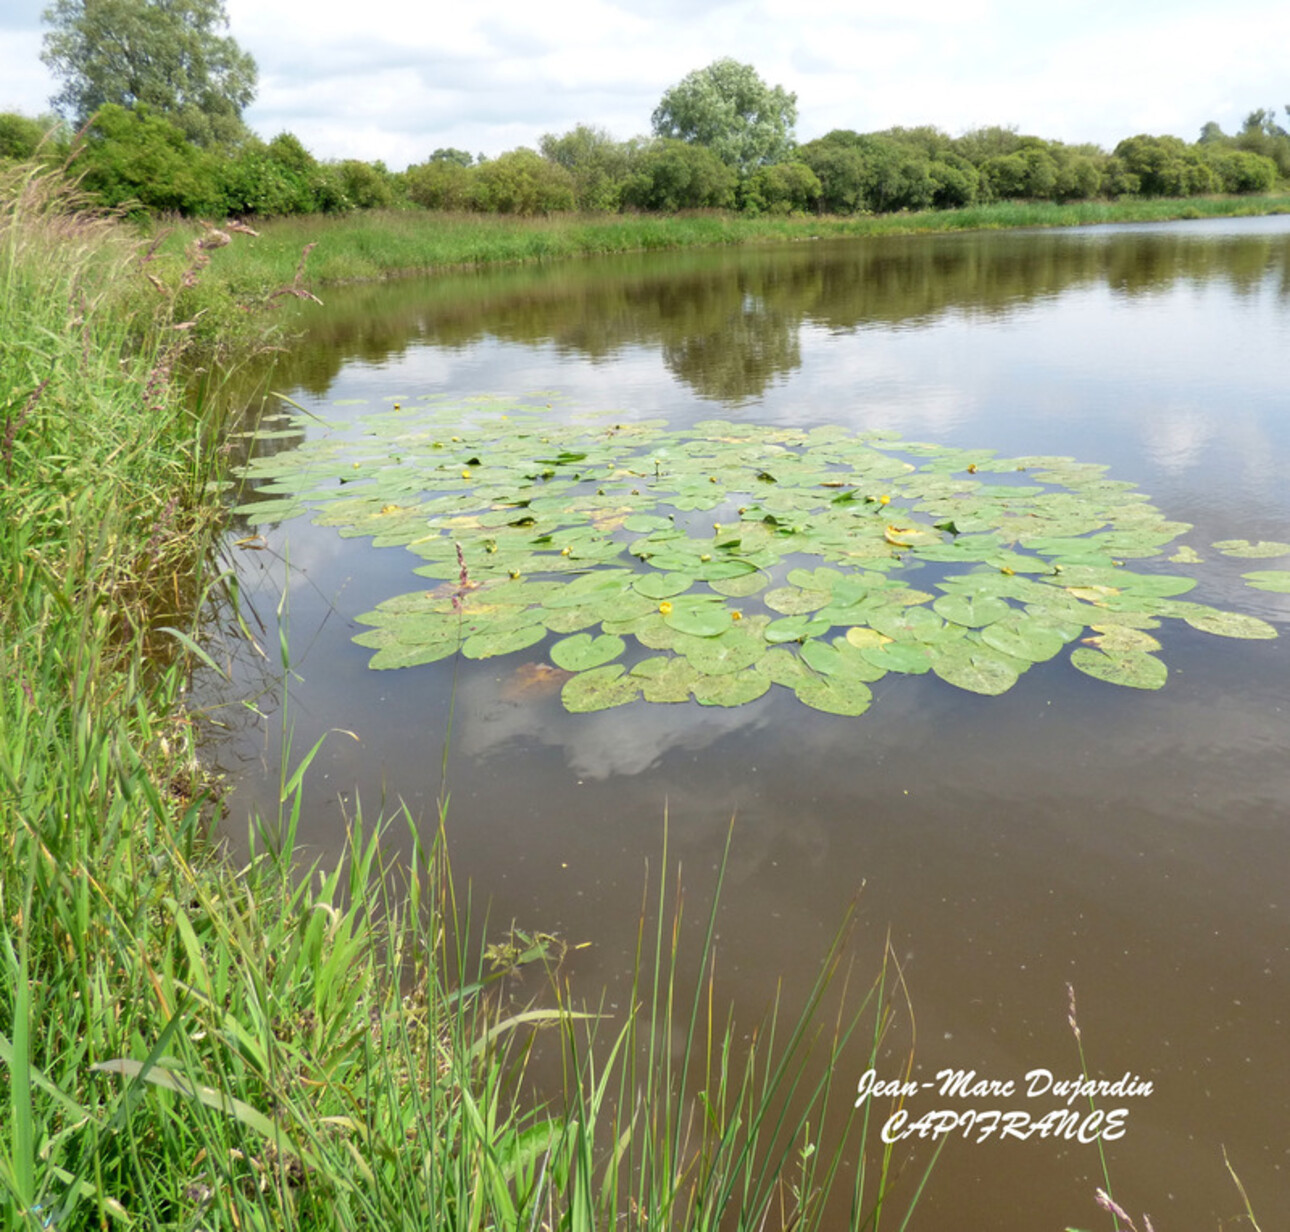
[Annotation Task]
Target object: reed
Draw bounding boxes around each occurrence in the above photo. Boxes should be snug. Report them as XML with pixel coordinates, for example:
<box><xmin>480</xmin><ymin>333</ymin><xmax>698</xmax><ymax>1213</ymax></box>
<box><xmin>192</xmin><ymin>193</ymin><xmax>1290</xmax><ymax>293</ymax></box>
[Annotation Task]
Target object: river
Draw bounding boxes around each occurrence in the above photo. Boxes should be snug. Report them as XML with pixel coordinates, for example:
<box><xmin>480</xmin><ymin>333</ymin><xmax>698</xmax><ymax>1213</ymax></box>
<box><xmin>200</xmin><ymin>214</ymin><xmax>1290</xmax><ymax>1229</ymax></box>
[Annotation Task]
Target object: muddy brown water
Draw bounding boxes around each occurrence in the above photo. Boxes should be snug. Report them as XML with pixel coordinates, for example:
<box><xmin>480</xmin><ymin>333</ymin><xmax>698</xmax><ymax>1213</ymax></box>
<box><xmin>200</xmin><ymin>216</ymin><xmax>1290</xmax><ymax>1229</ymax></box>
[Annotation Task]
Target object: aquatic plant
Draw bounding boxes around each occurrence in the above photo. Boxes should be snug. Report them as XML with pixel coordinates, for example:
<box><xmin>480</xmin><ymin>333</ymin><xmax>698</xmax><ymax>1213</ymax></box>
<box><xmin>232</xmin><ymin>394</ymin><xmax>1280</xmax><ymax>714</ymax></box>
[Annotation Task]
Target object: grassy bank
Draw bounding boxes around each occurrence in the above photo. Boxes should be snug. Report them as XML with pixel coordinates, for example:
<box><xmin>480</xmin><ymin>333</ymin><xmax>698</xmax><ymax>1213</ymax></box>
<box><xmin>200</xmin><ymin>192</ymin><xmax>1290</xmax><ymax>290</ymax></box>
<box><xmin>0</xmin><ymin>167</ymin><xmax>930</xmax><ymax>1229</ymax></box>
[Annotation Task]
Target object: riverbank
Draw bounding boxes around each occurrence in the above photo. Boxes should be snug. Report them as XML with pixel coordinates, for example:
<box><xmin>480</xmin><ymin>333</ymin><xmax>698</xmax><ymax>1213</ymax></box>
<box><xmin>200</xmin><ymin>192</ymin><xmax>1290</xmax><ymax>289</ymax></box>
<box><xmin>0</xmin><ymin>167</ymin><xmax>916</xmax><ymax>1230</ymax></box>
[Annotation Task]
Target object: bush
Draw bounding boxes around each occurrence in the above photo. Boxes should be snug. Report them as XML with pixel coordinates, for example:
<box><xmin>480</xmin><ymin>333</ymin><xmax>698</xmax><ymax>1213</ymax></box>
<box><xmin>1113</xmin><ymin>135</ymin><xmax>1219</xmax><ymax>197</ymax></box>
<box><xmin>621</xmin><ymin>139</ymin><xmax>737</xmax><ymax>212</ymax></box>
<box><xmin>740</xmin><ymin>160</ymin><xmax>820</xmax><ymax>214</ymax></box>
<box><xmin>74</xmin><ymin>103</ymin><xmax>222</xmax><ymax>215</ymax></box>
<box><xmin>405</xmin><ymin>158</ymin><xmax>475</xmax><ymax>211</ymax></box>
<box><xmin>470</xmin><ymin>148</ymin><xmax>576</xmax><ymax>214</ymax></box>
<box><xmin>1203</xmin><ymin>148</ymin><xmax>1279</xmax><ymax>194</ymax></box>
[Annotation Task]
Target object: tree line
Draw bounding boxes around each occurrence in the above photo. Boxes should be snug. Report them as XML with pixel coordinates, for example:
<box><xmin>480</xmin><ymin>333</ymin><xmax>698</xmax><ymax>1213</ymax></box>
<box><xmin>4</xmin><ymin>1</ymin><xmax>1287</xmax><ymax>220</ymax></box>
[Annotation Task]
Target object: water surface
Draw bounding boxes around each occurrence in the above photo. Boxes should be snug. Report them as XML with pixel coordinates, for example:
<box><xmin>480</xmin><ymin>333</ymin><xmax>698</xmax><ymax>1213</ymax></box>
<box><xmin>203</xmin><ymin>216</ymin><xmax>1290</xmax><ymax>1229</ymax></box>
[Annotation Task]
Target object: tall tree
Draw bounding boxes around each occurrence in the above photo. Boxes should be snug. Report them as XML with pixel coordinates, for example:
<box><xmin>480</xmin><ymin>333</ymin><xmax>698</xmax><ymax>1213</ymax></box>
<box><xmin>651</xmin><ymin>58</ymin><xmax>796</xmax><ymax>177</ymax></box>
<box><xmin>41</xmin><ymin>0</ymin><xmax>256</xmax><ymax>146</ymax></box>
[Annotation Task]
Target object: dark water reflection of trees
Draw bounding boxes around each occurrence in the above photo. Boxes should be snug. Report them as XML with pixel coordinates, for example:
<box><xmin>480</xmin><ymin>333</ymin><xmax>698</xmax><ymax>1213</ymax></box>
<box><xmin>243</xmin><ymin>227</ymin><xmax>1290</xmax><ymax>407</ymax></box>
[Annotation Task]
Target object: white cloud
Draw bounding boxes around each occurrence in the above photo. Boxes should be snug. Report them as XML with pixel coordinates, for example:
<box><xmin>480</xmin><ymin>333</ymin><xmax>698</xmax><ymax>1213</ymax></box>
<box><xmin>2</xmin><ymin>0</ymin><xmax>1287</xmax><ymax>167</ymax></box>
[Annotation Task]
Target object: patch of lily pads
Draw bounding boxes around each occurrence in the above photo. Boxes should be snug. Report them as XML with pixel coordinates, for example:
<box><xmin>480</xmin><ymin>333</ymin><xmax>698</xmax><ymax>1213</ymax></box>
<box><xmin>232</xmin><ymin>395</ymin><xmax>1281</xmax><ymax>714</ymax></box>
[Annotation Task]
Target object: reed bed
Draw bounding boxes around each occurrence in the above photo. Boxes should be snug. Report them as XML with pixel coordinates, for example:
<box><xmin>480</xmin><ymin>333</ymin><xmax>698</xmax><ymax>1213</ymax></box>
<box><xmin>194</xmin><ymin>193</ymin><xmax>1290</xmax><ymax>291</ymax></box>
<box><xmin>0</xmin><ymin>165</ymin><xmax>934</xmax><ymax>1229</ymax></box>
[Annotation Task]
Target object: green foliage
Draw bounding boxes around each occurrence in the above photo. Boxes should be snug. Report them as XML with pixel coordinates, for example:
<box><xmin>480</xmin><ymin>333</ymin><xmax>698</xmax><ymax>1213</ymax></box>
<box><xmin>469</xmin><ymin>147</ymin><xmax>576</xmax><ymax>215</ymax></box>
<box><xmin>980</xmin><ymin>143</ymin><xmax>1058</xmax><ymax>201</ymax></box>
<box><xmin>333</xmin><ymin>158</ymin><xmax>399</xmax><ymax>210</ymax></box>
<box><xmin>0</xmin><ymin>113</ymin><xmax>65</xmax><ymax>164</ymax></box>
<box><xmin>1113</xmin><ymin>134</ymin><xmax>1219</xmax><ymax>197</ymax></box>
<box><xmin>651</xmin><ymin>57</ymin><xmax>798</xmax><ymax>175</ymax></box>
<box><xmin>233</xmin><ymin>396</ymin><xmax>1278</xmax><ymax>714</ymax></box>
<box><xmin>216</xmin><ymin>139</ymin><xmax>316</xmax><ymax>216</ymax></box>
<box><xmin>740</xmin><ymin>159</ymin><xmax>820</xmax><ymax>214</ymax></box>
<box><xmin>41</xmin><ymin>0</ymin><xmax>257</xmax><ymax>146</ymax></box>
<box><xmin>539</xmin><ymin>124</ymin><xmax>637</xmax><ymax>211</ymax></box>
<box><xmin>430</xmin><ymin>146</ymin><xmax>474</xmax><ymax>167</ymax></box>
<box><xmin>622</xmin><ymin>138</ymin><xmax>738</xmax><ymax>211</ymax></box>
<box><xmin>74</xmin><ymin>102</ymin><xmax>222</xmax><ymax>214</ymax></box>
<box><xmin>405</xmin><ymin>157</ymin><xmax>474</xmax><ymax>211</ymax></box>
<box><xmin>1203</xmin><ymin>148</ymin><xmax>1278</xmax><ymax>194</ymax></box>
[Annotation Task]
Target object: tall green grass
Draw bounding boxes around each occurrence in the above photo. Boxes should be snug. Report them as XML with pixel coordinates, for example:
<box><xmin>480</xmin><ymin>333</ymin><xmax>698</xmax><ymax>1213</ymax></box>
<box><xmin>195</xmin><ymin>193</ymin><xmax>1290</xmax><ymax>292</ymax></box>
<box><xmin>0</xmin><ymin>164</ymin><xmax>936</xmax><ymax>1228</ymax></box>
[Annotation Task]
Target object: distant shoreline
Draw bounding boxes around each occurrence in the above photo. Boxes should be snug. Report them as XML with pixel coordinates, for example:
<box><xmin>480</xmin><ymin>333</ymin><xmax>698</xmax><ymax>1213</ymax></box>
<box><xmin>203</xmin><ymin>193</ymin><xmax>1290</xmax><ymax>291</ymax></box>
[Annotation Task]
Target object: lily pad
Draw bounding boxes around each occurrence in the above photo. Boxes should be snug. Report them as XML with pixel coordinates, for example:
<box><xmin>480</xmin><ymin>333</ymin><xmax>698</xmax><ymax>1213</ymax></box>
<box><xmin>368</xmin><ymin>640</ymin><xmax>459</xmax><ymax>670</ymax></box>
<box><xmin>692</xmin><ymin>669</ymin><xmax>771</xmax><ymax>707</ymax></box>
<box><xmin>561</xmin><ymin>665</ymin><xmax>642</xmax><ymax>713</ymax></box>
<box><xmin>235</xmin><ymin>396</ymin><xmax>1277</xmax><ymax>715</ymax></box>
<box><xmin>1241</xmin><ymin>570</ymin><xmax>1290</xmax><ymax>593</ymax></box>
<box><xmin>1212</xmin><ymin>539</ymin><xmax>1290</xmax><ymax>558</ymax></box>
<box><xmin>461</xmin><ymin>624</ymin><xmax>548</xmax><ymax>660</ymax></box>
<box><xmin>794</xmin><ymin>676</ymin><xmax>873</xmax><ymax>715</ymax></box>
<box><xmin>550</xmin><ymin>633</ymin><xmax>626</xmax><ymax>671</ymax></box>
<box><xmin>932</xmin><ymin>593</ymin><xmax>1013</xmax><ymax>628</ymax></box>
<box><xmin>630</xmin><ymin>656</ymin><xmax>700</xmax><ymax>703</ymax></box>
<box><xmin>931</xmin><ymin>646</ymin><xmax>1022</xmax><ymax>695</ymax></box>
<box><xmin>1069</xmin><ymin>647</ymin><xmax>1167</xmax><ymax>690</ymax></box>
<box><xmin>860</xmin><ymin>641</ymin><xmax>933</xmax><ymax>675</ymax></box>
<box><xmin>1181</xmin><ymin>610</ymin><xmax>1277</xmax><ymax>639</ymax></box>
<box><xmin>663</xmin><ymin>598</ymin><xmax>736</xmax><ymax>638</ymax></box>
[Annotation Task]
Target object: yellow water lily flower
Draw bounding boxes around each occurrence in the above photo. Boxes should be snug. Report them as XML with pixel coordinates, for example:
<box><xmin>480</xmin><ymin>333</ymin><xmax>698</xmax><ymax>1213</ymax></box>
<box><xmin>659</xmin><ymin>601</ymin><xmax>673</xmax><ymax>615</ymax></box>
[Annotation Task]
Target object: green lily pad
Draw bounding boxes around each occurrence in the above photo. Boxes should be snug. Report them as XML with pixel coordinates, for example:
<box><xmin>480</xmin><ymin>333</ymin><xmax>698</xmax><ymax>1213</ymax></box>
<box><xmin>1212</xmin><ymin>539</ymin><xmax>1290</xmax><ymax>558</ymax></box>
<box><xmin>980</xmin><ymin>615</ymin><xmax>1069</xmax><ymax>663</ymax></box>
<box><xmin>1069</xmin><ymin>647</ymin><xmax>1167</xmax><ymax>690</ymax></box>
<box><xmin>1083</xmin><ymin>627</ymin><xmax>1162</xmax><ymax>653</ymax></box>
<box><xmin>543</xmin><ymin>607</ymin><xmax>601</xmax><ymax>634</ymax></box>
<box><xmin>794</xmin><ymin>676</ymin><xmax>873</xmax><ymax>715</ymax></box>
<box><xmin>930</xmin><ymin>646</ymin><xmax>1022</xmax><ymax>695</ymax></box>
<box><xmin>1181</xmin><ymin>610</ymin><xmax>1277</xmax><ymax>639</ymax></box>
<box><xmin>550</xmin><ymin>633</ymin><xmax>626</xmax><ymax>671</ymax></box>
<box><xmin>663</xmin><ymin>598</ymin><xmax>736</xmax><ymax>637</ymax></box>
<box><xmin>800</xmin><ymin>638</ymin><xmax>887</xmax><ymax>681</ymax></box>
<box><xmin>932</xmin><ymin>593</ymin><xmax>1013</xmax><ymax>628</ymax></box>
<box><xmin>630</xmin><ymin>656</ymin><xmax>700</xmax><ymax>703</ymax></box>
<box><xmin>633</xmin><ymin>571</ymin><xmax>695</xmax><ymax>600</ymax></box>
<box><xmin>234</xmin><ymin>396</ymin><xmax>1277</xmax><ymax>717</ymax></box>
<box><xmin>1242</xmin><ymin>570</ymin><xmax>1290</xmax><ymax>593</ymax></box>
<box><xmin>561</xmin><ymin>665</ymin><xmax>641</xmax><ymax>713</ymax></box>
<box><xmin>860</xmin><ymin>642</ymin><xmax>933</xmax><ymax>675</ymax></box>
<box><xmin>368</xmin><ymin>640</ymin><xmax>459</xmax><ymax>670</ymax></box>
<box><xmin>765</xmin><ymin>614</ymin><xmax>834</xmax><ymax>644</ymax></box>
<box><xmin>461</xmin><ymin>624</ymin><xmax>548</xmax><ymax>659</ymax></box>
<box><xmin>692</xmin><ymin>668</ymin><xmax>771</xmax><ymax>707</ymax></box>
<box><xmin>678</xmin><ymin>626</ymin><xmax>764</xmax><ymax>675</ymax></box>
<box><xmin>708</xmin><ymin>572</ymin><xmax>770</xmax><ymax>598</ymax></box>
<box><xmin>764</xmin><ymin>586</ymin><xmax>831</xmax><ymax>615</ymax></box>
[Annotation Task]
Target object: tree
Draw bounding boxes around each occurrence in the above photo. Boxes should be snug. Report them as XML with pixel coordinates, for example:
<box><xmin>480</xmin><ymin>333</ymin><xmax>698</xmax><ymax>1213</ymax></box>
<box><xmin>41</xmin><ymin>0</ymin><xmax>256</xmax><ymax>146</ymax></box>
<box><xmin>651</xmin><ymin>58</ymin><xmax>796</xmax><ymax>176</ymax></box>
<box><xmin>539</xmin><ymin>124</ymin><xmax>637</xmax><ymax>211</ymax></box>
<box><xmin>621</xmin><ymin>139</ymin><xmax>737</xmax><ymax>212</ymax></box>
<box><xmin>469</xmin><ymin>149</ymin><xmax>576</xmax><ymax>215</ymax></box>
<box><xmin>429</xmin><ymin>147</ymin><xmax>474</xmax><ymax>166</ymax></box>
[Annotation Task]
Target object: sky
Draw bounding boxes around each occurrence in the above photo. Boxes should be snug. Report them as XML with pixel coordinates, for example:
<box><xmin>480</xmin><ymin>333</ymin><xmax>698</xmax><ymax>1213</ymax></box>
<box><xmin>1</xmin><ymin>0</ymin><xmax>1287</xmax><ymax>171</ymax></box>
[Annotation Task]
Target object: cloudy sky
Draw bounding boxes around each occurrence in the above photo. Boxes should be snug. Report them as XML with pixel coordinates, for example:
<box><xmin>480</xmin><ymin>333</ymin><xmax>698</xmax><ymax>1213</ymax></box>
<box><xmin>2</xmin><ymin>0</ymin><xmax>1287</xmax><ymax>170</ymax></box>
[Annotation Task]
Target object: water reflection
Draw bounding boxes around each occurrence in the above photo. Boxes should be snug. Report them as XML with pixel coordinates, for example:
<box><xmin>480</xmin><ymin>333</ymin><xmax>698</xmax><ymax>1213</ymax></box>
<box><xmin>247</xmin><ymin>225</ymin><xmax>1290</xmax><ymax>407</ymax></box>
<box><xmin>202</xmin><ymin>216</ymin><xmax>1290</xmax><ymax>1232</ymax></box>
